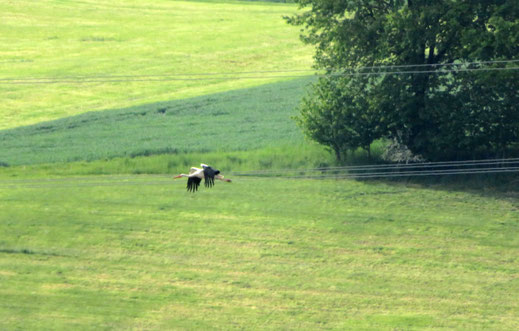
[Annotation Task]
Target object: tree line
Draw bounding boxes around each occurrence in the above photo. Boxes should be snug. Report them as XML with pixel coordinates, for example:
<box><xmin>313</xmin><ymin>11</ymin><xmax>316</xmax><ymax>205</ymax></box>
<box><xmin>287</xmin><ymin>0</ymin><xmax>519</xmax><ymax>161</ymax></box>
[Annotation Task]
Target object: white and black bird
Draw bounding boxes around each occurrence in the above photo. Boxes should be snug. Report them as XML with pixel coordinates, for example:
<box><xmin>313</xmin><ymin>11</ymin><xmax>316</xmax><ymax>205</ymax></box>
<box><xmin>174</xmin><ymin>164</ymin><xmax>231</xmax><ymax>192</ymax></box>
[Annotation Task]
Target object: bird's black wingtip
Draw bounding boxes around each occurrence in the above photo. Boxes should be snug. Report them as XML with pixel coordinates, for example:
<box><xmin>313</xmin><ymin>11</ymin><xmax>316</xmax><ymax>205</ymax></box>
<box><xmin>186</xmin><ymin>177</ymin><xmax>201</xmax><ymax>192</ymax></box>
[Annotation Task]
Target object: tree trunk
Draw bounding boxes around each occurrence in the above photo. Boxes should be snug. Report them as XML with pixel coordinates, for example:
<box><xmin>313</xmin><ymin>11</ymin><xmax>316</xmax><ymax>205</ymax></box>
<box><xmin>334</xmin><ymin>147</ymin><xmax>342</xmax><ymax>162</ymax></box>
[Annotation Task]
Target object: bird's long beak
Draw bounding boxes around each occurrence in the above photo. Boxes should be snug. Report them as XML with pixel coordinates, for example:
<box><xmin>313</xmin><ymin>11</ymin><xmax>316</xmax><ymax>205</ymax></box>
<box><xmin>173</xmin><ymin>175</ymin><xmax>182</xmax><ymax>179</ymax></box>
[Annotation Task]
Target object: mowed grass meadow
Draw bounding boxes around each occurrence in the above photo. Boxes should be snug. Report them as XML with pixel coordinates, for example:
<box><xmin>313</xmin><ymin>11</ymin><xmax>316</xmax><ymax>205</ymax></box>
<box><xmin>1</xmin><ymin>176</ymin><xmax>519</xmax><ymax>329</ymax></box>
<box><xmin>1</xmin><ymin>0</ymin><xmax>519</xmax><ymax>330</ymax></box>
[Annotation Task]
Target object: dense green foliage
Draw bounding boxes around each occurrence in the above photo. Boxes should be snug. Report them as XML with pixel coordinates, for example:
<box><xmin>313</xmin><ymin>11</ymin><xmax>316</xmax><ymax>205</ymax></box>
<box><xmin>0</xmin><ymin>78</ymin><xmax>315</xmax><ymax>166</ymax></box>
<box><xmin>288</xmin><ymin>0</ymin><xmax>519</xmax><ymax>161</ymax></box>
<box><xmin>1</xmin><ymin>175</ymin><xmax>518</xmax><ymax>329</ymax></box>
<box><xmin>297</xmin><ymin>76</ymin><xmax>383</xmax><ymax>160</ymax></box>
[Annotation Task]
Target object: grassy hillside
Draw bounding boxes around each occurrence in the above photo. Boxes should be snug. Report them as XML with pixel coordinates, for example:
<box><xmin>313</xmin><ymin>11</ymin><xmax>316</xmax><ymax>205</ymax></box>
<box><xmin>0</xmin><ymin>77</ymin><xmax>316</xmax><ymax>166</ymax></box>
<box><xmin>1</xmin><ymin>175</ymin><xmax>518</xmax><ymax>329</ymax></box>
<box><xmin>3</xmin><ymin>1</ymin><xmax>518</xmax><ymax>329</ymax></box>
<box><xmin>0</xmin><ymin>0</ymin><xmax>312</xmax><ymax>130</ymax></box>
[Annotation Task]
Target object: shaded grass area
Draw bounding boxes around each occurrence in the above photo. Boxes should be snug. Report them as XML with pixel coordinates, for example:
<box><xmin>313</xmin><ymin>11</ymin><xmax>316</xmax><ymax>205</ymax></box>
<box><xmin>0</xmin><ymin>77</ymin><xmax>315</xmax><ymax>166</ymax></box>
<box><xmin>1</xmin><ymin>175</ymin><xmax>518</xmax><ymax>329</ymax></box>
<box><xmin>0</xmin><ymin>0</ymin><xmax>312</xmax><ymax>129</ymax></box>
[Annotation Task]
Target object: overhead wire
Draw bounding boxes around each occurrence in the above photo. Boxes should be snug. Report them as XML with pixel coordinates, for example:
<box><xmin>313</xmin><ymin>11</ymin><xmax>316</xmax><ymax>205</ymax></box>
<box><xmin>261</xmin><ymin>167</ymin><xmax>519</xmax><ymax>180</ymax></box>
<box><xmin>231</xmin><ymin>157</ymin><xmax>519</xmax><ymax>179</ymax></box>
<box><xmin>231</xmin><ymin>158</ymin><xmax>519</xmax><ymax>175</ymax></box>
<box><xmin>1</xmin><ymin>158</ymin><xmax>518</xmax><ymax>188</ymax></box>
<box><xmin>2</xmin><ymin>66</ymin><xmax>518</xmax><ymax>85</ymax></box>
<box><xmin>1</xmin><ymin>60</ymin><xmax>518</xmax><ymax>84</ymax></box>
<box><xmin>1</xmin><ymin>59</ymin><xmax>517</xmax><ymax>80</ymax></box>
<box><xmin>1</xmin><ymin>59</ymin><xmax>518</xmax><ymax>79</ymax></box>
<box><xmin>0</xmin><ymin>167</ymin><xmax>517</xmax><ymax>188</ymax></box>
<box><xmin>1</xmin><ymin>59</ymin><xmax>518</xmax><ymax>182</ymax></box>
<box><xmin>327</xmin><ymin>59</ymin><xmax>519</xmax><ymax>70</ymax></box>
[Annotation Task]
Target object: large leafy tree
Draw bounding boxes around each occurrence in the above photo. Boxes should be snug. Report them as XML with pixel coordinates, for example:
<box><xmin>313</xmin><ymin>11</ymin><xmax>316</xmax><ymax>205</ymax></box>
<box><xmin>297</xmin><ymin>75</ymin><xmax>383</xmax><ymax>160</ymax></box>
<box><xmin>288</xmin><ymin>0</ymin><xmax>519</xmax><ymax>161</ymax></box>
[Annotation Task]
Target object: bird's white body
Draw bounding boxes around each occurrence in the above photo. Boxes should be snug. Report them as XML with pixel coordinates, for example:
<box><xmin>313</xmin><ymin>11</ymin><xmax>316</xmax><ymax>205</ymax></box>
<box><xmin>176</xmin><ymin>164</ymin><xmax>227</xmax><ymax>180</ymax></box>
<box><xmin>174</xmin><ymin>164</ymin><xmax>231</xmax><ymax>182</ymax></box>
<box><xmin>186</xmin><ymin>166</ymin><xmax>205</xmax><ymax>179</ymax></box>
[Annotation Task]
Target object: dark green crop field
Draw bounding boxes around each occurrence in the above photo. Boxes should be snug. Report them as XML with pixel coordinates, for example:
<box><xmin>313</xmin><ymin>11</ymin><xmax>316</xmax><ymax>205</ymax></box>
<box><xmin>0</xmin><ymin>77</ymin><xmax>315</xmax><ymax>166</ymax></box>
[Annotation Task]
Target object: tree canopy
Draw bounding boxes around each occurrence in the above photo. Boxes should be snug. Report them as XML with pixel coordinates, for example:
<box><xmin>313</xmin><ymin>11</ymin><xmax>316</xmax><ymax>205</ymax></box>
<box><xmin>288</xmin><ymin>0</ymin><xmax>519</xmax><ymax>161</ymax></box>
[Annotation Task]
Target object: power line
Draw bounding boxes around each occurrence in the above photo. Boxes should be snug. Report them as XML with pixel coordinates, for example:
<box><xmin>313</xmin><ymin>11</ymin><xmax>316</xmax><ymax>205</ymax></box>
<box><xmin>1</xmin><ymin>160</ymin><xmax>518</xmax><ymax>188</ymax></box>
<box><xmin>0</xmin><ymin>69</ymin><xmax>315</xmax><ymax>82</ymax></box>
<box><xmin>1</xmin><ymin>59</ymin><xmax>517</xmax><ymax>80</ymax></box>
<box><xmin>232</xmin><ymin>157</ymin><xmax>519</xmax><ymax>179</ymax></box>
<box><xmin>0</xmin><ymin>167</ymin><xmax>516</xmax><ymax>188</ymax></box>
<box><xmin>308</xmin><ymin>167</ymin><xmax>519</xmax><ymax>179</ymax></box>
<box><xmin>234</xmin><ymin>167</ymin><xmax>519</xmax><ymax>180</ymax></box>
<box><xmin>329</xmin><ymin>59</ymin><xmax>519</xmax><ymax>71</ymax></box>
<box><xmin>1</xmin><ymin>60</ymin><xmax>518</xmax><ymax>84</ymax></box>
<box><xmin>1</xmin><ymin>66</ymin><xmax>518</xmax><ymax>85</ymax></box>
<box><xmin>0</xmin><ymin>180</ymin><xmax>173</xmax><ymax>189</ymax></box>
<box><xmin>231</xmin><ymin>158</ymin><xmax>519</xmax><ymax>175</ymax></box>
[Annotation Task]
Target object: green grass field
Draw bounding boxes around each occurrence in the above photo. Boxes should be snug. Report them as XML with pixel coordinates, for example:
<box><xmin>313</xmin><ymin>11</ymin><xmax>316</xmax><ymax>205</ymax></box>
<box><xmin>0</xmin><ymin>0</ymin><xmax>312</xmax><ymax>130</ymax></box>
<box><xmin>2</xmin><ymin>0</ymin><xmax>519</xmax><ymax>329</ymax></box>
<box><xmin>1</xmin><ymin>175</ymin><xmax>518</xmax><ymax>329</ymax></box>
<box><xmin>0</xmin><ymin>77</ymin><xmax>316</xmax><ymax>166</ymax></box>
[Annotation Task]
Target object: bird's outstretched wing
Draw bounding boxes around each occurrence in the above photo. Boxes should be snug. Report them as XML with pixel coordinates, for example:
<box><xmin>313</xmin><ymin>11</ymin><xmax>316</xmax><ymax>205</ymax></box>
<box><xmin>203</xmin><ymin>166</ymin><xmax>219</xmax><ymax>188</ymax></box>
<box><xmin>187</xmin><ymin>176</ymin><xmax>202</xmax><ymax>192</ymax></box>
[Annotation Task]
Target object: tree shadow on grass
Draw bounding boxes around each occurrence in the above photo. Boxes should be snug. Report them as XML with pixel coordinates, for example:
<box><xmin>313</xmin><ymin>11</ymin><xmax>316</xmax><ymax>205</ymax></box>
<box><xmin>360</xmin><ymin>173</ymin><xmax>519</xmax><ymax>201</ymax></box>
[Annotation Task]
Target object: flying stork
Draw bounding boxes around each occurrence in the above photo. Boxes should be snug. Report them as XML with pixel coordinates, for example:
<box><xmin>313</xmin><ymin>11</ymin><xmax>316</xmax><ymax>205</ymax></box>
<box><xmin>174</xmin><ymin>164</ymin><xmax>231</xmax><ymax>192</ymax></box>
